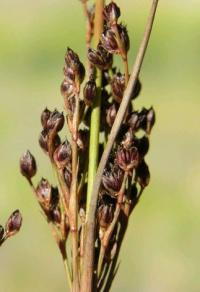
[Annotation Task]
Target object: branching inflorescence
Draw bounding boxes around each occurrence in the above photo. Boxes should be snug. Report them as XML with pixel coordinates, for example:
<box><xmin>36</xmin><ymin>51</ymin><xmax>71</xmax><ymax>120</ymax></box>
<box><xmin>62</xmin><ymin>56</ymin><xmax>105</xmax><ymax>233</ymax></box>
<box><xmin>20</xmin><ymin>1</ymin><xmax>158</xmax><ymax>291</ymax></box>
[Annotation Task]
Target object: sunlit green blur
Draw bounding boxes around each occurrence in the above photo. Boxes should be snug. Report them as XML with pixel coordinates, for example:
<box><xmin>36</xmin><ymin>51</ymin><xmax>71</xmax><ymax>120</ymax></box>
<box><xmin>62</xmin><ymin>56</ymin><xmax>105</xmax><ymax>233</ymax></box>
<box><xmin>0</xmin><ymin>0</ymin><xmax>199</xmax><ymax>291</ymax></box>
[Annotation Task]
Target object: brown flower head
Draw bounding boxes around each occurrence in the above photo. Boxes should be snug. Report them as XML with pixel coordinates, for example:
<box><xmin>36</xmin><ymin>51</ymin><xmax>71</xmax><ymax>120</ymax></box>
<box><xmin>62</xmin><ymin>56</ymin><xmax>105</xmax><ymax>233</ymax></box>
<box><xmin>116</xmin><ymin>146</ymin><xmax>139</xmax><ymax>172</ymax></box>
<box><xmin>5</xmin><ymin>210</ymin><xmax>22</xmax><ymax>238</ymax></box>
<box><xmin>20</xmin><ymin>150</ymin><xmax>37</xmax><ymax>180</ymax></box>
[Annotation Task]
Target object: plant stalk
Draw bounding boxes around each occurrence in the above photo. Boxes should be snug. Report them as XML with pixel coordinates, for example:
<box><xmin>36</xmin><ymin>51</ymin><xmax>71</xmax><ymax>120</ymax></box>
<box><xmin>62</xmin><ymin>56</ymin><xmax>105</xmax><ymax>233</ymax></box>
<box><xmin>69</xmin><ymin>92</ymin><xmax>80</xmax><ymax>291</ymax></box>
<box><xmin>86</xmin><ymin>0</ymin><xmax>104</xmax><ymax>213</ymax></box>
<box><xmin>82</xmin><ymin>1</ymin><xmax>159</xmax><ymax>291</ymax></box>
<box><xmin>81</xmin><ymin>0</ymin><xmax>104</xmax><ymax>291</ymax></box>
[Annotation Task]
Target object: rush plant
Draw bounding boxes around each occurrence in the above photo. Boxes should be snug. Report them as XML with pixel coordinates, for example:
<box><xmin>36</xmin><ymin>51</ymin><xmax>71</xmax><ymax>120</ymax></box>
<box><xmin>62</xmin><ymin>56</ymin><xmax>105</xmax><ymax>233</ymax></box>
<box><xmin>20</xmin><ymin>0</ymin><xmax>159</xmax><ymax>291</ymax></box>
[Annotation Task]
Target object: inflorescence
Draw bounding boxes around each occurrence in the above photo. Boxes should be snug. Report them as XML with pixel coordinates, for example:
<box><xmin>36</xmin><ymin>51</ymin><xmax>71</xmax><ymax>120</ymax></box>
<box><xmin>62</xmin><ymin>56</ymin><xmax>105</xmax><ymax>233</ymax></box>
<box><xmin>20</xmin><ymin>1</ymin><xmax>155</xmax><ymax>290</ymax></box>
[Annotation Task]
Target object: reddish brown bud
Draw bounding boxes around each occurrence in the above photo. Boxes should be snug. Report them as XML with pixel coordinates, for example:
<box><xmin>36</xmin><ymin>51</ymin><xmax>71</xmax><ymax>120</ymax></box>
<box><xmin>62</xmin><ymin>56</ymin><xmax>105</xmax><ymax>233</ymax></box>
<box><xmin>111</xmin><ymin>72</ymin><xmax>125</xmax><ymax>103</ymax></box>
<box><xmin>106</xmin><ymin>103</ymin><xmax>118</xmax><ymax>127</ymax></box>
<box><xmin>20</xmin><ymin>150</ymin><xmax>37</xmax><ymax>180</ymax></box>
<box><xmin>128</xmin><ymin>111</ymin><xmax>140</xmax><ymax>131</ymax></box>
<box><xmin>60</xmin><ymin>80</ymin><xmax>74</xmax><ymax>98</ymax></box>
<box><xmin>97</xmin><ymin>195</ymin><xmax>115</xmax><ymax>229</ymax></box>
<box><xmin>39</xmin><ymin>129</ymin><xmax>61</xmax><ymax>153</ymax></box>
<box><xmin>53</xmin><ymin>140</ymin><xmax>71</xmax><ymax>169</ymax></box>
<box><xmin>36</xmin><ymin>178</ymin><xmax>59</xmax><ymax>212</ymax></box>
<box><xmin>5</xmin><ymin>210</ymin><xmax>22</xmax><ymax>238</ymax></box>
<box><xmin>102</xmin><ymin>167</ymin><xmax>124</xmax><ymax>195</ymax></box>
<box><xmin>129</xmin><ymin>107</ymin><xmax>155</xmax><ymax>134</ymax></box>
<box><xmin>77</xmin><ymin>130</ymin><xmax>89</xmax><ymax>150</ymax></box>
<box><xmin>41</xmin><ymin>108</ymin><xmax>51</xmax><ymax>129</ymax></box>
<box><xmin>137</xmin><ymin>136</ymin><xmax>149</xmax><ymax>158</ymax></box>
<box><xmin>135</xmin><ymin>160</ymin><xmax>150</xmax><ymax>188</ymax></box>
<box><xmin>116</xmin><ymin>146</ymin><xmax>139</xmax><ymax>172</ymax></box>
<box><xmin>101</xmin><ymin>28</ymin><xmax>119</xmax><ymax>54</ymax></box>
<box><xmin>118</xmin><ymin>24</ymin><xmax>130</xmax><ymax>53</ymax></box>
<box><xmin>47</xmin><ymin>109</ymin><xmax>64</xmax><ymax>132</ymax></box>
<box><xmin>121</xmin><ymin>128</ymin><xmax>134</xmax><ymax>148</ymax></box>
<box><xmin>83</xmin><ymin>77</ymin><xmax>97</xmax><ymax>106</ymax></box>
<box><xmin>65</xmin><ymin>48</ymin><xmax>85</xmax><ymax>84</ymax></box>
<box><xmin>146</xmin><ymin>107</ymin><xmax>156</xmax><ymax>134</ymax></box>
<box><xmin>101</xmin><ymin>24</ymin><xmax>129</xmax><ymax>55</ymax></box>
<box><xmin>50</xmin><ymin>207</ymin><xmax>62</xmax><ymax>225</ymax></box>
<box><xmin>88</xmin><ymin>43</ymin><xmax>113</xmax><ymax>70</ymax></box>
<box><xmin>103</xmin><ymin>2</ymin><xmax>121</xmax><ymax>25</ymax></box>
<box><xmin>65</xmin><ymin>47</ymin><xmax>80</xmax><ymax>69</ymax></box>
<box><xmin>131</xmin><ymin>79</ymin><xmax>142</xmax><ymax>100</ymax></box>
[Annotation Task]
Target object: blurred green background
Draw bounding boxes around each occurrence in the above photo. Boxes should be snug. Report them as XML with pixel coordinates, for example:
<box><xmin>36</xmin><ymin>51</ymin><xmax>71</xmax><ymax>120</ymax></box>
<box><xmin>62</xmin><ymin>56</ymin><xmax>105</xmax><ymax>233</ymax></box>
<box><xmin>0</xmin><ymin>0</ymin><xmax>200</xmax><ymax>291</ymax></box>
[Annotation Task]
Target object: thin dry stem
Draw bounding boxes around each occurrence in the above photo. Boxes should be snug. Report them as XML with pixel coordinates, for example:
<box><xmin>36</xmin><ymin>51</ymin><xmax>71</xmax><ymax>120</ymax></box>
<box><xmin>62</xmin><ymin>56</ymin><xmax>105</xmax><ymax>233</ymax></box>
<box><xmin>69</xmin><ymin>92</ymin><xmax>80</xmax><ymax>291</ymax></box>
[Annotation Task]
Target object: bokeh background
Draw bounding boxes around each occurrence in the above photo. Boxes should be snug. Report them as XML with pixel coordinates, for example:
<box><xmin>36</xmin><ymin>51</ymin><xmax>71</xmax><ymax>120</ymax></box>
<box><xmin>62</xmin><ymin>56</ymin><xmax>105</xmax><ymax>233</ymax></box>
<box><xmin>0</xmin><ymin>0</ymin><xmax>200</xmax><ymax>291</ymax></box>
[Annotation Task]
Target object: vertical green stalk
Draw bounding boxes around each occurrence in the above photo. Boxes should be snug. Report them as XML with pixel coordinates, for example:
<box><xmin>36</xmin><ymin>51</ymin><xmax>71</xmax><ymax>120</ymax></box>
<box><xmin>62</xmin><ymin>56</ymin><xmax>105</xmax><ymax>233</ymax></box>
<box><xmin>86</xmin><ymin>0</ymin><xmax>104</xmax><ymax>213</ymax></box>
<box><xmin>81</xmin><ymin>1</ymin><xmax>104</xmax><ymax>291</ymax></box>
<box><xmin>86</xmin><ymin>70</ymin><xmax>102</xmax><ymax>212</ymax></box>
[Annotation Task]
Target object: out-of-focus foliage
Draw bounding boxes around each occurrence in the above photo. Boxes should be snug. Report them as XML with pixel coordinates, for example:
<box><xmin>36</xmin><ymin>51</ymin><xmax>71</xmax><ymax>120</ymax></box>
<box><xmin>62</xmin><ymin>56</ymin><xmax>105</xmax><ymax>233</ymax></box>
<box><xmin>0</xmin><ymin>0</ymin><xmax>199</xmax><ymax>291</ymax></box>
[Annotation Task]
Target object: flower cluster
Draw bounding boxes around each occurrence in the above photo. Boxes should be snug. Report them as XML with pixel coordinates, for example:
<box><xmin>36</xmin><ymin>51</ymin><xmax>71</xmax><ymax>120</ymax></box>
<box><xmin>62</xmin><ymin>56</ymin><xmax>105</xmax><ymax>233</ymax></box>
<box><xmin>19</xmin><ymin>1</ymin><xmax>156</xmax><ymax>291</ymax></box>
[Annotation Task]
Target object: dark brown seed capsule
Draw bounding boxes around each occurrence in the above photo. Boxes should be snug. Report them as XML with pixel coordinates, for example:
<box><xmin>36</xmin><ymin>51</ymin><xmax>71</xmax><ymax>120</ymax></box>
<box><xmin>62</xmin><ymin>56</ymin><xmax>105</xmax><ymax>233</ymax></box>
<box><xmin>53</xmin><ymin>140</ymin><xmax>71</xmax><ymax>169</ymax></box>
<box><xmin>138</xmin><ymin>107</ymin><xmax>149</xmax><ymax>131</ymax></box>
<box><xmin>36</xmin><ymin>178</ymin><xmax>59</xmax><ymax>212</ymax></box>
<box><xmin>146</xmin><ymin>107</ymin><xmax>156</xmax><ymax>134</ymax></box>
<box><xmin>118</xmin><ymin>24</ymin><xmax>130</xmax><ymax>53</ymax></box>
<box><xmin>41</xmin><ymin>108</ymin><xmax>51</xmax><ymax>129</ymax></box>
<box><xmin>97</xmin><ymin>195</ymin><xmax>115</xmax><ymax>229</ymax></box>
<box><xmin>103</xmin><ymin>2</ymin><xmax>121</xmax><ymax>25</ymax></box>
<box><xmin>106</xmin><ymin>103</ymin><xmax>118</xmax><ymax>127</ymax></box>
<box><xmin>131</xmin><ymin>79</ymin><xmax>142</xmax><ymax>100</ymax></box>
<box><xmin>47</xmin><ymin>109</ymin><xmax>64</xmax><ymax>132</ymax></box>
<box><xmin>5</xmin><ymin>210</ymin><xmax>22</xmax><ymax>238</ymax></box>
<box><xmin>60</xmin><ymin>80</ymin><xmax>74</xmax><ymax>98</ymax></box>
<box><xmin>39</xmin><ymin>129</ymin><xmax>61</xmax><ymax>153</ymax></box>
<box><xmin>128</xmin><ymin>111</ymin><xmax>140</xmax><ymax>132</ymax></box>
<box><xmin>77</xmin><ymin>130</ymin><xmax>89</xmax><ymax>150</ymax></box>
<box><xmin>65</xmin><ymin>48</ymin><xmax>85</xmax><ymax>84</ymax></box>
<box><xmin>121</xmin><ymin>128</ymin><xmax>134</xmax><ymax>148</ymax></box>
<box><xmin>101</xmin><ymin>28</ymin><xmax>119</xmax><ymax>54</ymax></box>
<box><xmin>50</xmin><ymin>207</ymin><xmax>62</xmax><ymax>225</ymax></box>
<box><xmin>20</xmin><ymin>150</ymin><xmax>37</xmax><ymax>180</ymax></box>
<box><xmin>83</xmin><ymin>77</ymin><xmax>97</xmax><ymax>106</ymax></box>
<box><xmin>135</xmin><ymin>160</ymin><xmax>150</xmax><ymax>188</ymax></box>
<box><xmin>137</xmin><ymin>136</ymin><xmax>149</xmax><ymax>158</ymax></box>
<box><xmin>111</xmin><ymin>72</ymin><xmax>125</xmax><ymax>103</ymax></box>
<box><xmin>102</xmin><ymin>167</ymin><xmax>124</xmax><ymax>195</ymax></box>
<box><xmin>65</xmin><ymin>47</ymin><xmax>80</xmax><ymax>69</ymax></box>
<box><xmin>88</xmin><ymin>43</ymin><xmax>113</xmax><ymax>70</ymax></box>
<box><xmin>116</xmin><ymin>146</ymin><xmax>139</xmax><ymax>172</ymax></box>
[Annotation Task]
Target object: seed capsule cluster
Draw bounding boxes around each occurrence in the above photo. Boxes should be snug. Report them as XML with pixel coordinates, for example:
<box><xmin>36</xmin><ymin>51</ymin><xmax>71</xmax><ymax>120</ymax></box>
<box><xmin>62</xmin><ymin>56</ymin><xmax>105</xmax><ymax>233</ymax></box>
<box><xmin>20</xmin><ymin>1</ymin><xmax>156</xmax><ymax>290</ymax></box>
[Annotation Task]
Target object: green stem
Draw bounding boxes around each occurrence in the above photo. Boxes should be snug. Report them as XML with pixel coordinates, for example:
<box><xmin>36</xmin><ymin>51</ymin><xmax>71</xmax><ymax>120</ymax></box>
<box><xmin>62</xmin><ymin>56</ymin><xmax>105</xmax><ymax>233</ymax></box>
<box><xmin>86</xmin><ymin>70</ymin><xmax>102</xmax><ymax>212</ymax></box>
<box><xmin>86</xmin><ymin>0</ymin><xmax>104</xmax><ymax>213</ymax></box>
<box><xmin>81</xmin><ymin>1</ymin><xmax>105</xmax><ymax>291</ymax></box>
